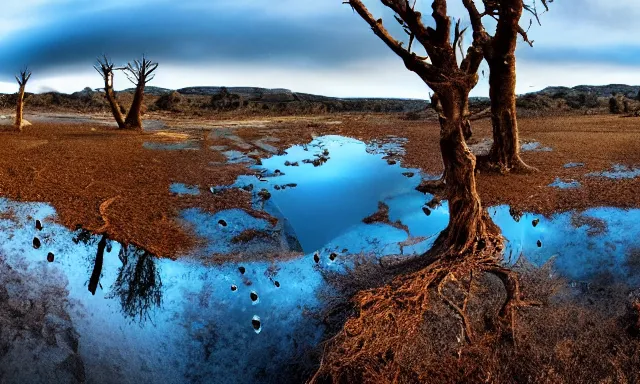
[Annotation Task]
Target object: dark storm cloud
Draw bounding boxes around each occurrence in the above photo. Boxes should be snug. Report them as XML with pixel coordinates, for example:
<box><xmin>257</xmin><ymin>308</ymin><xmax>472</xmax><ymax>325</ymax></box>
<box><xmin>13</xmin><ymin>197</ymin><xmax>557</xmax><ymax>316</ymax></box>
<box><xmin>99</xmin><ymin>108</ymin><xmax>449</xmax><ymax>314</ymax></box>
<box><xmin>0</xmin><ymin>2</ymin><xmax>394</xmax><ymax>80</ymax></box>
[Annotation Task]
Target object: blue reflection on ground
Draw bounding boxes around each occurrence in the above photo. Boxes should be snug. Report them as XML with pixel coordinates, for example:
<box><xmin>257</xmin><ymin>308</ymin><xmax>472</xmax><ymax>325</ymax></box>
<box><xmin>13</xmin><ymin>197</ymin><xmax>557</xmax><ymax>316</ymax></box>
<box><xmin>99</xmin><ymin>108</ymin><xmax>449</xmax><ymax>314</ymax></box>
<box><xmin>2</xmin><ymin>135</ymin><xmax>640</xmax><ymax>383</ymax></box>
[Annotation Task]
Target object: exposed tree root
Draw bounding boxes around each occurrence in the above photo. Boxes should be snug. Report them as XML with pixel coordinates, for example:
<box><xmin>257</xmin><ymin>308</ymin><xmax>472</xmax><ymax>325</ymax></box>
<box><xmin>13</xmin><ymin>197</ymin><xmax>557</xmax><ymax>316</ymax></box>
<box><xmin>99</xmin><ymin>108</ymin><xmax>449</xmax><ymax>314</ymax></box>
<box><xmin>475</xmin><ymin>154</ymin><xmax>539</xmax><ymax>175</ymax></box>
<box><xmin>310</xmin><ymin>227</ymin><xmax>545</xmax><ymax>384</ymax></box>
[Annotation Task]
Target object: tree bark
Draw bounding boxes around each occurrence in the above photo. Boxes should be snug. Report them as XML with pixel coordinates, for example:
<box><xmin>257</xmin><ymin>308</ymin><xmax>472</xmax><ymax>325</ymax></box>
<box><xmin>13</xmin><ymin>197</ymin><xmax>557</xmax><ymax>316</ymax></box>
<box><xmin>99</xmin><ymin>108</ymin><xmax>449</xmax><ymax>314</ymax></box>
<box><xmin>124</xmin><ymin>82</ymin><xmax>144</xmax><ymax>130</ymax></box>
<box><xmin>434</xmin><ymin>85</ymin><xmax>494</xmax><ymax>255</ymax></box>
<box><xmin>103</xmin><ymin>73</ymin><xmax>126</xmax><ymax>129</ymax></box>
<box><xmin>485</xmin><ymin>0</ymin><xmax>535</xmax><ymax>173</ymax></box>
<box><xmin>14</xmin><ymin>85</ymin><xmax>25</xmax><ymax>131</ymax></box>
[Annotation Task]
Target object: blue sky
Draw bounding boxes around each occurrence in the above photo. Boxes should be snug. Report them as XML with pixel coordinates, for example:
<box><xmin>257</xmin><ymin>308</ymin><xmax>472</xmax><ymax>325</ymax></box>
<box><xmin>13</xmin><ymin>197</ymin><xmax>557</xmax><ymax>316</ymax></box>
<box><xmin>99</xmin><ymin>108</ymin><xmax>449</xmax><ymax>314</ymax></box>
<box><xmin>0</xmin><ymin>0</ymin><xmax>636</xmax><ymax>98</ymax></box>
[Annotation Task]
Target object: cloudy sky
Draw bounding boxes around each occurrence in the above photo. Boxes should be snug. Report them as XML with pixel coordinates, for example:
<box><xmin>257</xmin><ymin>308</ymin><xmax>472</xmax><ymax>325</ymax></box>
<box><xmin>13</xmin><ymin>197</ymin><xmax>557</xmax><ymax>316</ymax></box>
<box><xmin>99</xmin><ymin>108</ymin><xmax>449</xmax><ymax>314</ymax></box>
<box><xmin>0</xmin><ymin>0</ymin><xmax>636</xmax><ymax>98</ymax></box>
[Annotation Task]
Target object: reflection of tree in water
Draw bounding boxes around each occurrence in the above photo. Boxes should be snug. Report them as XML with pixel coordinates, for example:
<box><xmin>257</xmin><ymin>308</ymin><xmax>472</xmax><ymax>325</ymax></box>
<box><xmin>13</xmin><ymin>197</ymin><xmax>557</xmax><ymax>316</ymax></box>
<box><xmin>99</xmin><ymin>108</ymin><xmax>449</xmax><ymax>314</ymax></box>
<box><xmin>108</xmin><ymin>245</ymin><xmax>163</xmax><ymax>323</ymax></box>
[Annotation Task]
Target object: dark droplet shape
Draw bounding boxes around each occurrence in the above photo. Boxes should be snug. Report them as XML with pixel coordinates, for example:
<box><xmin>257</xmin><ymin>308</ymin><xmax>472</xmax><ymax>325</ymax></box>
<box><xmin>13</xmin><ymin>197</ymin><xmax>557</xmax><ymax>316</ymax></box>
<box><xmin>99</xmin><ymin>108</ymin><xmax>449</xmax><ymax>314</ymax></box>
<box><xmin>532</xmin><ymin>218</ymin><xmax>540</xmax><ymax>227</ymax></box>
<box><xmin>252</xmin><ymin>317</ymin><xmax>261</xmax><ymax>332</ymax></box>
<box><xmin>239</xmin><ymin>266</ymin><xmax>246</xmax><ymax>274</ymax></box>
<box><xmin>32</xmin><ymin>237</ymin><xmax>41</xmax><ymax>249</ymax></box>
<box><xmin>250</xmin><ymin>291</ymin><xmax>259</xmax><ymax>302</ymax></box>
<box><xmin>46</xmin><ymin>252</ymin><xmax>54</xmax><ymax>263</ymax></box>
<box><xmin>35</xmin><ymin>220</ymin><xmax>43</xmax><ymax>231</ymax></box>
<box><xmin>422</xmin><ymin>207</ymin><xmax>431</xmax><ymax>216</ymax></box>
<box><xmin>274</xmin><ymin>281</ymin><xmax>280</xmax><ymax>288</ymax></box>
<box><xmin>329</xmin><ymin>253</ymin><xmax>337</xmax><ymax>261</ymax></box>
<box><xmin>537</xmin><ymin>240</ymin><xmax>542</xmax><ymax>248</ymax></box>
<box><xmin>218</xmin><ymin>219</ymin><xmax>228</xmax><ymax>227</ymax></box>
<box><xmin>231</xmin><ymin>285</ymin><xmax>238</xmax><ymax>291</ymax></box>
<box><xmin>313</xmin><ymin>253</ymin><xmax>320</xmax><ymax>263</ymax></box>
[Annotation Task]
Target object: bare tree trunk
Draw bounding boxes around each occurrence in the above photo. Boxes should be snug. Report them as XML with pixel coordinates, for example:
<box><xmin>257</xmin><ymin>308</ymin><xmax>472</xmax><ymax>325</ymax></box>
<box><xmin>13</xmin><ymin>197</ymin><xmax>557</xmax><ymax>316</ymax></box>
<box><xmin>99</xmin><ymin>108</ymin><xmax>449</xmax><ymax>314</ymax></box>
<box><xmin>14</xmin><ymin>84</ymin><xmax>25</xmax><ymax>131</ymax></box>
<box><xmin>104</xmin><ymin>76</ymin><xmax>126</xmax><ymax>129</ymax></box>
<box><xmin>124</xmin><ymin>84</ymin><xmax>144</xmax><ymax>130</ymax></box>
<box><xmin>485</xmin><ymin>0</ymin><xmax>536</xmax><ymax>173</ymax></box>
<box><xmin>487</xmin><ymin>56</ymin><xmax>530</xmax><ymax>171</ymax></box>
<box><xmin>434</xmin><ymin>86</ymin><xmax>494</xmax><ymax>255</ymax></box>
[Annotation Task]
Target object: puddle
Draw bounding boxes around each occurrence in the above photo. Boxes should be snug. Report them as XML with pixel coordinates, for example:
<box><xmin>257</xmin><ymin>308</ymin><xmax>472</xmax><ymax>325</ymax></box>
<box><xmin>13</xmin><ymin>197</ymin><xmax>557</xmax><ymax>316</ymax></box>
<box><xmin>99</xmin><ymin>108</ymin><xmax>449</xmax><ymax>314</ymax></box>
<box><xmin>143</xmin><ymin>141</ymin><xmax>200</xmax><ymax>151</ymax></box>
<box><xmin>170</xmin><ymin>183</ymin><xmax>200</xmax><ymax>196</ymax></box>
<box><xmin>521</xmin><ymin>141</ymin><xmax>552</xmax><ymax>152</ymax></box>
<box><xmin>564</xmin><ymin>162</ymin><xmax>585</xmax><ymax>168</ymax></box>
<box><xmin>549</xmin><ymin>177</ymin><xmax>581</xmax><ymax>189</ymax></box>
<box><xmin>586</xmin><ymin>164</ymin><xmax>640</xmax><ymax>179</ymax></box>
<box><xmin>3</xmin><ymin>135</ymin><xmax>640</xmax><ymax>383</ymax></box>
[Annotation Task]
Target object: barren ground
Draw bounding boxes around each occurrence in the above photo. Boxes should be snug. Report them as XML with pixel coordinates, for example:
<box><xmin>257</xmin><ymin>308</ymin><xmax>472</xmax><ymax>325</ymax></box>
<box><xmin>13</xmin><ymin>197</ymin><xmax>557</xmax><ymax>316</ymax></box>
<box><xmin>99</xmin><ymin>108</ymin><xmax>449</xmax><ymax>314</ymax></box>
<box><xmin>0</xmin><ymin>111</ymin><xmax>639</xmax><ymax>257</ymax></box>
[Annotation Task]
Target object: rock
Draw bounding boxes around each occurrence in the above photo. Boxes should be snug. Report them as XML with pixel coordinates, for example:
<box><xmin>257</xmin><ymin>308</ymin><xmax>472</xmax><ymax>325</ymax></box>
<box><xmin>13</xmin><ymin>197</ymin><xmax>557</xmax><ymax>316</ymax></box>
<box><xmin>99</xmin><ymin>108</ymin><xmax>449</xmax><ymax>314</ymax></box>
<box><xmin>47</xmin><ymin>253</ymin><xmax>54</xmax><ymax>263</ymax></box>
<box><xmin>532</xmin><ymin>218</ymin><xmax>540</xmax><ymax>227</ymax></box>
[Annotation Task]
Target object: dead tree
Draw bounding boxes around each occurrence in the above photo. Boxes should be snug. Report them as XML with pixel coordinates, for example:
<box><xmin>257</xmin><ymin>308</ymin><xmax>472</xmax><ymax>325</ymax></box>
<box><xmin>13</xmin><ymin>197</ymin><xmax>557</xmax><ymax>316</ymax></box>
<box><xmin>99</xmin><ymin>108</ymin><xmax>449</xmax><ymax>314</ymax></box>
<box><xmin>122</xmin><ymin>56</ymin><xmax>158</xmax><ymax>130</ymax></box>
<box><xmin>94</xmin><ymin>56</ymin><xmax>126</xmax><ymax>129</ymax></box>
<box><xmin>348</xmin><ymin>0</ymin><xmax>498</xmax><ymax>256</ymax></box>
<box><xmin>14</xmin><ymin>68</ymin><xmax>32</xmax><ymax>131</ymax></box>
<box><xmin>463</xmin><ymin>0</ymin><xmax>550</xmax><ymax>173</ymax></box>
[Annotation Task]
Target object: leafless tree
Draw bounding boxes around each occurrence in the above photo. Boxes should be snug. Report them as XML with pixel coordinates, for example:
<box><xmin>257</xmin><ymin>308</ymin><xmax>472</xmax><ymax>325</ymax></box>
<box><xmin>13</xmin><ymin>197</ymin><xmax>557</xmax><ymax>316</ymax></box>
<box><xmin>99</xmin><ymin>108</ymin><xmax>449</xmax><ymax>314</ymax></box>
<box><xmin>464</xmin><ymin>0</ymin><xmax>551</xmax><ymax>172</ymax></box>
<box><xmin>94</xmin><ymin>56</ymin><xmax>126</xmax><ymax>128</ymax></box>
<box><xmin>347</xmin><ymin>0</ymin><xmax>498</xmax><ymax>256</ymax></box>
<box><xmin>94</xmin><ymin>55</ymin><xmax>158</xmax><ymax>130</ymax></box>
<box><xmin>14</xmin><ymin>68</ymin><xmax>32</xmax><ymax>131</ymax></box>
<box><xmin>122</xmin><ymin>56</ymin><xmax>158</xmax><ymax>130</ymax></box>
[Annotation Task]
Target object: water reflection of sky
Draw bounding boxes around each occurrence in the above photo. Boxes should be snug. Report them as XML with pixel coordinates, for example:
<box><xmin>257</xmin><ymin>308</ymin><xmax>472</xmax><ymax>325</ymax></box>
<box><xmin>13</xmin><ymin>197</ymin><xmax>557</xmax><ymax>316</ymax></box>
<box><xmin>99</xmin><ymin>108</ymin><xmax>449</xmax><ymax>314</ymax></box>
<box><xmin>2</xmin><ymin>136</ymin><xmax>640</xmax><ymax>383</ymax></box>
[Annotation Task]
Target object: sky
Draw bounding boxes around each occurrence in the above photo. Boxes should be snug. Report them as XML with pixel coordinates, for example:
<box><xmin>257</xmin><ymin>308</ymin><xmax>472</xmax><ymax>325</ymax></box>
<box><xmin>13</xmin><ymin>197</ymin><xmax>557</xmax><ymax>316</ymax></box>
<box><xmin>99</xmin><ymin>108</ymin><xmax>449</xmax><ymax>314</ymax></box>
<box><xmin>0</xmin><ymin>0</ymin><xmax>637</xmax><ymax>98</ymax></box>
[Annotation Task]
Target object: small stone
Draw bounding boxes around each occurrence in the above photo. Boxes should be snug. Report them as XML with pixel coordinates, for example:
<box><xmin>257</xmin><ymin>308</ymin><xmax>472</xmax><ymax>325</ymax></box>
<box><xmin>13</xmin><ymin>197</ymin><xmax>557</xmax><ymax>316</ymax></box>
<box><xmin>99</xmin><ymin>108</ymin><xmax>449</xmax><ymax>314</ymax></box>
<box><xmin>33</xmin><ymin>237</ymin><xmax>41</xmax><ymax>249</ymax></box>
<box><xmin>35</xmin><ymin>220</ymin><xmax>43</xmax><ymax>231</ymax></box>
<box><xmin>274</xmin><ymin>281</ymin><xmax>280</xmax><ymax>288</ymax></box>
<box><xmin>329</xmin><ymin>252</ymin><xmax>337</xmax><ymax>261</ymax></box>
<box><xmin>532</xmin><ymin>219</ymin><xmax>540</xmax><ymax>227</ymax></box>
<box><xmin>274</xmin><ymin>185</ymin><xmax>281</xmax><ymax>190</ymax></box>
<box><xmin>285</xmin><ymin>161</ymin><xmax>291</xmax><ymax>166</ymax></box>
<box><xmin>231</xmin><ymin>285</ymin><xmax>238</xmax><ymax>291</ymax></box>
<box><xmin>422</xmin><ymin>207</ymin><xmax>431</xmax><ymax>216</ymax></box>
<box><xmin>537</xmin><ymin>240</ymin><xmax>542</xmax><ymax>248</ymax></box>
<box><xmin>250</xmin><ymin>291</ymin><xmax>259</xmax><ymax>302</ymax></box>
<box><xmin>291</xmin><ymin>162</ymin><xmax>299</xmax><ymax>167</ymax></box>
<box><xmin>402</xmin><ymin>172</ymin><xmax>415</xmax><ymax>178</ymax></box>
<box><xmin>313</xmin><ymin>252</ymin><xmax>320</xmax><ymax>263</ymax></box>
<box><xmin>218</xmin><ymin>219</ymin><xmax>228</xmax><ymax>227</ymax></box>
<box><xmin>239</xmin><ymin>266</ymin><xmax>246</xmax><ymax>274</ymax></box>
<box><xmin>47</xmin><ymin>252</ymin><xmax>54</xmax><ymax>262</ymax></box>
<box><xmin>387</xmin><ymin>159</ymin><xmax>397</xmax><ymax>165</ymax></box>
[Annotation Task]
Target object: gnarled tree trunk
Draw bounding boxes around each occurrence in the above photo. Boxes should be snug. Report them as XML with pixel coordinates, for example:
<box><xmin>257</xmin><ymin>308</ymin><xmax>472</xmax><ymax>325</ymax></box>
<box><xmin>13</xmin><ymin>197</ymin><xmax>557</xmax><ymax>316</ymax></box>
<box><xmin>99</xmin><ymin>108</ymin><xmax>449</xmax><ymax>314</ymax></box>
<box><xmin>487</xmin><ymin>55</ymin><xmax>529</xmax><ymax>170</ymax></box>
<box><xmin>122</xmin><ymin>57</ymin><xmax>158</xmax><ymax>131</ymax></box>
<box><xmin>484</xmin><ymin>0</ymin><xmax>536</xmax><ymax>173</ymax></box>
<box><xmin>95</xmin><ymin>56</ymin><xmax>125</xmax><ymax>129</ymax></box>
<box><xmin>435</xmin><ymin>85</ymin><xmax>494</xmax><ymax>255</ymax></box>
<box><xmin>124</xmin><ymin>83</ymin><xmax>144</xmax><ymax>130</ymax></box>
<box><xmin>14</xmin><ymin>84</ymin><xmax>26</xmax><ymax>131</ymax></box>
<box><xmin>14</xmin><ymin>69</ymin><xmax>31</xmax><ymax>132</ymax></box>
<box><xmin>104</xmin><ymin>72</ymin><xmax>126</xmax><ymax>129</ymax></box>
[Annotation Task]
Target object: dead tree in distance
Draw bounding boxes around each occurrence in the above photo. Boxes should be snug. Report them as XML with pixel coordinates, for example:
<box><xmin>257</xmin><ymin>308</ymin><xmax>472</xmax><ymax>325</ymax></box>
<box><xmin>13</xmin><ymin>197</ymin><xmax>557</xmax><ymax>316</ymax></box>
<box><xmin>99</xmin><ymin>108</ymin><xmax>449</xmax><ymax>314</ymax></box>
<box><xmin>94</xmin><ymin>56</ymin><xmax>126</xmax><ymax>128</ymax></box>
<box><xmin>14</xmin><ymin>68</ymin><xmax>32</xmax><ymax>131</ymax></box>
<box><xmin>122</xmin><ymin>56</ymin><xmax>158</xmax><ymax>130</ymax></box>
<box><xmin>464</xmin><ymin>0</ymin><xmax>551</xmax><ymax>173</ymax></box>
<box><xmin>347</xmin><ymin>0</ymin><xmax>499</xmax><ymax>256</ymax></box>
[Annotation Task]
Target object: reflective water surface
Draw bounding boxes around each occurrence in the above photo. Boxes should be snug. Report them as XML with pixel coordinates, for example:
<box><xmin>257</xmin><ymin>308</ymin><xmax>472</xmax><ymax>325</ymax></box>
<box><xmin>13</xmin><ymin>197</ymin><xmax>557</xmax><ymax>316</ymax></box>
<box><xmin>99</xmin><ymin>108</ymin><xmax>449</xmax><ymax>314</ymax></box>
<box><xmin>1</xmin><ymin>135</ymin><xmax>638</xmax><ymax>383</ymax></box>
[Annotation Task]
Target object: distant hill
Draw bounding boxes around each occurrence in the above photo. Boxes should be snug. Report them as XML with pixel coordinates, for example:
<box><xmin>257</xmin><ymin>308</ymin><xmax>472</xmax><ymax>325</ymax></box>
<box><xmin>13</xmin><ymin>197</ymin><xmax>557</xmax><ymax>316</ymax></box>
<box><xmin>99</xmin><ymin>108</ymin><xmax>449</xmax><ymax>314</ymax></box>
<box><xmin>531</xmin><ymin>84</ymin><xmax>640</xmax><ymax>99</ymax></box>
